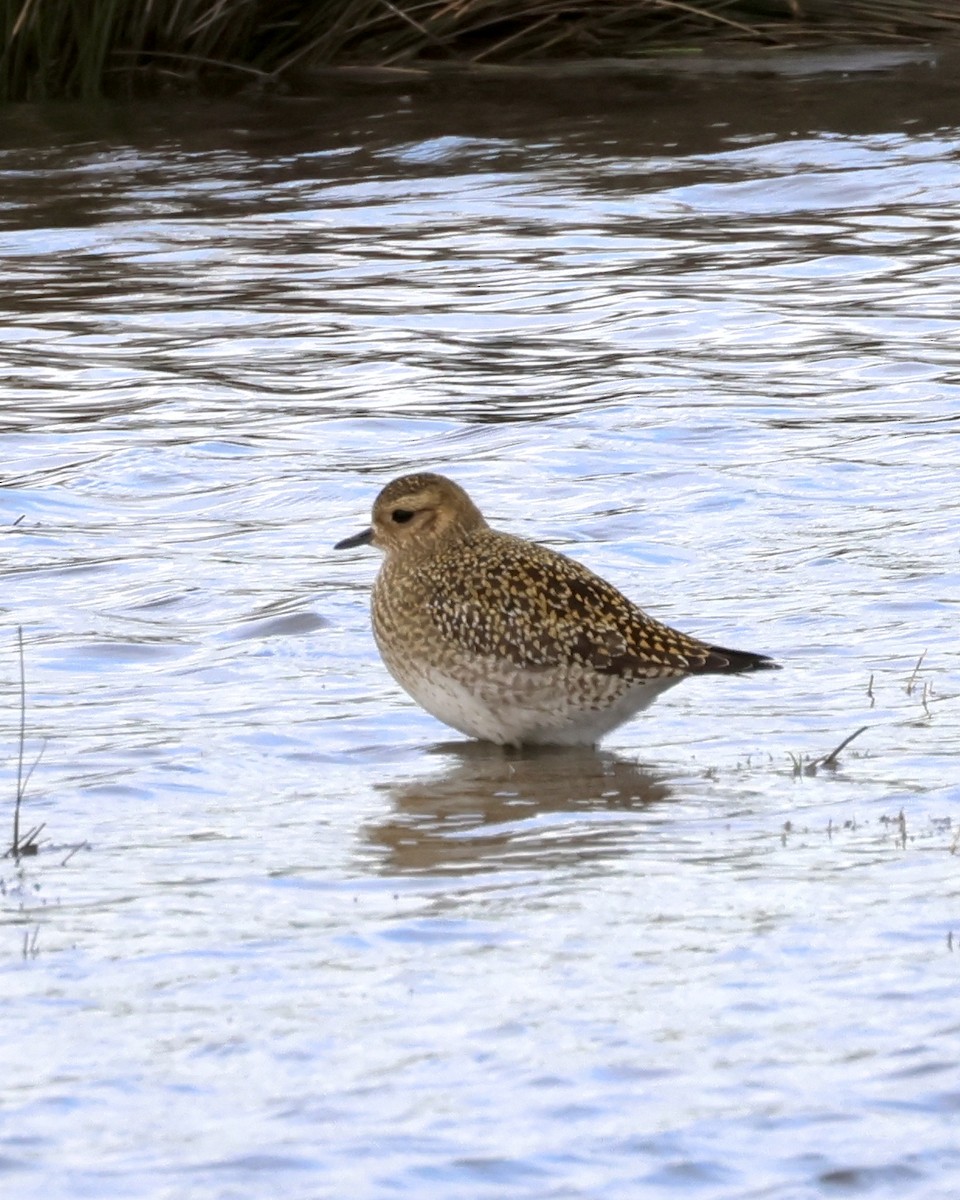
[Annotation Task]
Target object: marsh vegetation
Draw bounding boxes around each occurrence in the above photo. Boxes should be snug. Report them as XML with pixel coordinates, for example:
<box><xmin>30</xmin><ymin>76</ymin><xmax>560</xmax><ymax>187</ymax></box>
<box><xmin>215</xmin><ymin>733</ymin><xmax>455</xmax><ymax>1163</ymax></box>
<box><xmin>2</xmin><ymin>0</ymin><xmax>960</xmax><ymax>100</ymax></box>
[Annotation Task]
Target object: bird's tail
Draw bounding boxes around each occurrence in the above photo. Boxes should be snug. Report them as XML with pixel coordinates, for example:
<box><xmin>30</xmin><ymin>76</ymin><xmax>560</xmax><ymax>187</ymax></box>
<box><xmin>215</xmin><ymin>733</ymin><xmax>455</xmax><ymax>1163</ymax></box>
<box><xmin>699</xmin><ymin>644</ymin><xmax>780</xmax><ymax>674</ymax></box>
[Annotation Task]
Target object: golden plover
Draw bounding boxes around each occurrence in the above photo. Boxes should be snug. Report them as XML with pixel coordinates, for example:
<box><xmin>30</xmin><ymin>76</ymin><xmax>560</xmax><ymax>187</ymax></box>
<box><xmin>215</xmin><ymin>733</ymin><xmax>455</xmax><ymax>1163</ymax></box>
<box><xmin>335</xmin><ymin>473</ymin><xmax>778</xmax><ymax>746</ymax></box>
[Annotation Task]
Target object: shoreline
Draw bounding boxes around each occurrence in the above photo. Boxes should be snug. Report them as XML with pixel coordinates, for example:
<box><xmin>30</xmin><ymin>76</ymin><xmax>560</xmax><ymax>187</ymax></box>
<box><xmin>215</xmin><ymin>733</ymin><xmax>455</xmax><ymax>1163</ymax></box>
<box><xmin>3</xmin><ymin>2</ymin><xmax>960</xmax><ymax>103</ymax></box>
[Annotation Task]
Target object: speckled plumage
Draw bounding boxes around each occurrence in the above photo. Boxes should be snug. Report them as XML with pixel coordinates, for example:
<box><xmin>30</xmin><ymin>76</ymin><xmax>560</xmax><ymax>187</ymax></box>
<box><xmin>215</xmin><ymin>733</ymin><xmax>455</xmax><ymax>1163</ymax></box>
<box><xmin>335</xmin><ymin>473</ymin><xmax>778</xmax><ymax>746</ymax></box>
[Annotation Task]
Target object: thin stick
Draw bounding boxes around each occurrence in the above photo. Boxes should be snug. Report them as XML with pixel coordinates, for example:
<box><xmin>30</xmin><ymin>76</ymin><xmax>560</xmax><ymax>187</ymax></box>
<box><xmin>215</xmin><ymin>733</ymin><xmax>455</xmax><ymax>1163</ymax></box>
<box><xmin>108</xmin><ymin>49</ymin><xmax>271</xmax><ymax>79</ymax></box>
<box><xmin>906</xmin><ymin>650</ymin><xmax>926</xmax><ymax>695</ymax></box>
<box><xmin>2</xmin><ymin>822</ymin><xmax>45</xmax><ymax>859</ymax></box>
<box><xmin>18</xmin><ymin>822</ymin><xmax>45</xmax><ymax>847</ymax></box>
<box><xmin>22</xmin><ymin>926</ymin><xmax>39</xmax><ymax>959</ymax></box>
<box><xmin>20</xmin><ymin>740</ymin><xmax>47</xmax><ymax>796</ymax></box>
<box><xmin>60</xmin><ymin>841</ymin><xmax>88</xmax><ymax>867</ymax></box>
<box><xmin>14</xmin><ymin>626</ymin><xmax>26</xmax><ymax>855</ymax></box>
<box><xmin>818</xmin><ymin>725</ymin><xmax>868</xmax><ymax>769</ymax></box>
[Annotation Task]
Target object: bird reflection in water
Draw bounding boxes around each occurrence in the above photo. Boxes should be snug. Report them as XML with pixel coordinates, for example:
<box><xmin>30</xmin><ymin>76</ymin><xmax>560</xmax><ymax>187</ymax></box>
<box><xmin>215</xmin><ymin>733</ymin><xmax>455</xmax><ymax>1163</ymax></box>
<box><xmin>362</xmin><ymin>742</ymin><xmax>672</xmax><ymax>876</ymax></box>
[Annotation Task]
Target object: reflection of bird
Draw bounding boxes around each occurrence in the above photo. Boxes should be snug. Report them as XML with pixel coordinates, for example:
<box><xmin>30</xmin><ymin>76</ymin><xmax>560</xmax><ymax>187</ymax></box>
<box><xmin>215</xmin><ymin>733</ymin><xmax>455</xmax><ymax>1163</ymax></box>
<box><xmin>366</xmin><ymin>743</ymin><xmax>672</xmax><ymax>875</ymax></box>
<box><xmin>335</xmin><ymin>473</ymin><xmax>778</xmax><ymax>747</ymax></box>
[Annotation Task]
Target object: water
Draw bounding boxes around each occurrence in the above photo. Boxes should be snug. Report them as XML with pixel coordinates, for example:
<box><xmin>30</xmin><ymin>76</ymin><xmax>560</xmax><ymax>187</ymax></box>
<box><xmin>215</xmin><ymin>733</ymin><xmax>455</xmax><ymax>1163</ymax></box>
<box><xmin>2</xmin><ymin>50</ymin><xmax>959</xmax><ymax>1199</ymax></box>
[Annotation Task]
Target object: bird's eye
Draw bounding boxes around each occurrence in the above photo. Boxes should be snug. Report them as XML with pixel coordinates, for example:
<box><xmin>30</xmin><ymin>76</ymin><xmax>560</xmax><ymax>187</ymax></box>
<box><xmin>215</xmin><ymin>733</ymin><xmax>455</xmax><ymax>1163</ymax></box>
<box><xmin>391</xmin><ymin>509</ymin><xmax>415</xmax><ymax>524</ymax></box>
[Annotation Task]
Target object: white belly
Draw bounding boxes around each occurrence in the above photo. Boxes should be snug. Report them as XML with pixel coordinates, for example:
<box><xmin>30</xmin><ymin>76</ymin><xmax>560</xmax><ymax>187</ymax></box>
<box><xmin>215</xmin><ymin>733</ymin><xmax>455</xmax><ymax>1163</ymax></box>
<box><xmin>386</xmin><ymin>659</ymin><xmax>680</xmax><ymax>747</ymax></box>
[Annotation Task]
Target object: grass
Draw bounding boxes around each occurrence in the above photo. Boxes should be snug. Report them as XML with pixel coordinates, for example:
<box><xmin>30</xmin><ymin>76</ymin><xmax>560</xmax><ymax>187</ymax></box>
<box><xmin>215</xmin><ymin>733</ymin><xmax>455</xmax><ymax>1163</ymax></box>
<box><xmin>3</xmin><ymin>627</ymin><xmax>90</xmax><ymax>958</ymax></box>
<box><xmin>789</xmin><ymin>725</ymin><xmax>868</xmax><ymax>778</ymax></box>
<box><xmin>787</xmin><ymin>648</ymin><xmax>952</xmax><ymax>779</ymax></box>
<box><xmin>3</xmin><ymin>626</ymin><xmax>46</xmax><ymax>958</ymax></box>
<box><xmin>5</xmin><ymin>627</ymin><xmax>44</xmax><ymax>860</ymax></box>
<box><xmin>1</xmin><ymin>0</ymin><xmax>960</xmax><ymax>101</ymax></box>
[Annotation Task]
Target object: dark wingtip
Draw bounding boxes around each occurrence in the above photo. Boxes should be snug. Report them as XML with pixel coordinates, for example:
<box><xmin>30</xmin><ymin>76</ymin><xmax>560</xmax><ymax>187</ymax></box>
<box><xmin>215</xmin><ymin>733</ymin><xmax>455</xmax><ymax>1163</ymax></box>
<box><xmin>700</xmin><ymin>644</ymin><xmax>781</xmax><ymax>674</ymax></box>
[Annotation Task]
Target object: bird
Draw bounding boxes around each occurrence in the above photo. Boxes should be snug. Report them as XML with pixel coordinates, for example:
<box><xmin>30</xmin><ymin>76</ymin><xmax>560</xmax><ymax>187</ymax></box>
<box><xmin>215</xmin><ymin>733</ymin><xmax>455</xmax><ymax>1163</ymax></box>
<box><xmin>334</xmin><ymin>472</ymin><xmax>779</xmax><ymax>747</ymax></box>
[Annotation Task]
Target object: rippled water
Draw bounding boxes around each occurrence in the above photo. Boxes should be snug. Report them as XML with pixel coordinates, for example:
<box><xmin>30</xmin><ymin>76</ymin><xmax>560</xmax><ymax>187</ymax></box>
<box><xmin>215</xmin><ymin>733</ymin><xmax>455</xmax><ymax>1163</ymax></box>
<box><xmin>2</xmin><ymin>52</ymin><xmax>959</xmax><ymax>1199</ymax></box>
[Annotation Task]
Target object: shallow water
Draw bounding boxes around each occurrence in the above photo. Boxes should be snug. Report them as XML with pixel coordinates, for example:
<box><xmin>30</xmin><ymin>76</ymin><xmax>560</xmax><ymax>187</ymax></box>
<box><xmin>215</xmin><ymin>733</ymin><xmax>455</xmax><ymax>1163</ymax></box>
<box><xmin>2</xmin><ymin>51</ymin><xmax>960</xmax><ymax>1199</ymax></box>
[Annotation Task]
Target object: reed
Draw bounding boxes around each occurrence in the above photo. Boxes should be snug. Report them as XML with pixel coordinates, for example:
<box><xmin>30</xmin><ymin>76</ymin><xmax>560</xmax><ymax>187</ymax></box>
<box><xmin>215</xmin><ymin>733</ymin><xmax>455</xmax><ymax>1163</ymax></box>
<box><xmin>1</xmin><ymin>1</ymin><xmax>959</xmax><ymax>101</ymax></box>
<box><xmin>5</xmin><ymin>627</ymin><xmax>43</xmax><ymax>860</ymax></box>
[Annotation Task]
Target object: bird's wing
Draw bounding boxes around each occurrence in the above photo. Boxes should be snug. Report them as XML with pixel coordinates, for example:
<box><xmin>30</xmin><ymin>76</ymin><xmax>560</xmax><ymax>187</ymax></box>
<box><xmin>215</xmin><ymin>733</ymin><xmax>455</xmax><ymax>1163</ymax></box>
<box><xmin>428</xmin><ymin>534</ymin><xmax>707</xmax><ymax>679</ymax></box>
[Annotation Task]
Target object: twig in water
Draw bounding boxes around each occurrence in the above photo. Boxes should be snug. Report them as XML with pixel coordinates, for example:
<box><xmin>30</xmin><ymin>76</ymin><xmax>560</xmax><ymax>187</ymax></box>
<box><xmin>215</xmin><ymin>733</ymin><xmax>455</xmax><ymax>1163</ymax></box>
<box><xmin>14</xmin><ymin>626</ymin><xmax>26</xmax><ymax>854</ymax></box>
<box><xmin>817</xmin><ymin>725</ymin><xmax>869</xmax><ymax>770</ymax></box>
<box><xmin>3</xmin><ymin>823</ymin><xmax>45</xmax><ymax>860</ymax></box>
<box><xmin>795</xmin><ymin>725</ymin><xmax>869</xmax><ymax>777</ymax></box>
<box><xmin>60</xmin><ymin>842</ymin><xmax>89</xmax><ymax>867</ymax></box>
<box><xmin>906</xmin><ymin>650</ymin><xmax>926</xmax><ymax>695</ymax></box>
<box><xmin>9</xmin><ymin>627</ymin><xmax>45</xmax><ymax>859</ymax></box>
<box><xmin>22</xmin><ymin>926</ymin><xmax>39</xmax><ymax>959</ymax></box>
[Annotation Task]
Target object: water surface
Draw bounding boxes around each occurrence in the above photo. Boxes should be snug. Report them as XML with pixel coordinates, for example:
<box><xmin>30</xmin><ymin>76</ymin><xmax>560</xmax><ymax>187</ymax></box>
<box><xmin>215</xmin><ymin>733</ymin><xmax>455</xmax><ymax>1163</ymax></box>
<box><xmin>1</xmin><ymin>52</ymin><xmax>959</xmax><ymax>1200</ymax></box>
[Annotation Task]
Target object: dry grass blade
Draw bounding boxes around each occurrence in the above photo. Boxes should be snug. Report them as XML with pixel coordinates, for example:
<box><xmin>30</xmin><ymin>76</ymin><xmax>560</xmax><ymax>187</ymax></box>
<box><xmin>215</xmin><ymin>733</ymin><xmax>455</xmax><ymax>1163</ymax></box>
<box><xmin>6</xmin><ymin>627</ymin><xmax>46</xmax><ymax>859</ymax></box>
<box><xmin>10</xmin><ymin>0</ymin><xmax>39</xmax><ymax>40</ymax></box>
<box><xmin>790</xmin><ymin>724</ymin><xmax>869</xmax><ymax>778</ymax></box>
<box><xmin>816</xmin><ymin>724</ymin><xmax>869</xmax><ymax>770</ymax></box>
<box><xmin>22</xmin><ymin>926</ymin><xmax>40</xmax><ymax>958</ymax></box>
<box><xmin>13</xmin><ymin>625</ymin><xmax>26</xmax><ymax>855</ymax></box>
<box><xmin>655</xmin><ymin>0</ymin><xmax>771</xmax><ymax>41</ymax></box>
<box><xmin>905</xmin><ymin>650</ymin><xmax>926</xmax><ymax>695</ymax></box>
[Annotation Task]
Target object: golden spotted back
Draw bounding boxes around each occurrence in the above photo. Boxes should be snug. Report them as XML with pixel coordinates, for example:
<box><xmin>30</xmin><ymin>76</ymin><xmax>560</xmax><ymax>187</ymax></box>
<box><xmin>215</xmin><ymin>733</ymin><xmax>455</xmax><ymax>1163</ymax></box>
<box><xmin>377</xmin><ymin>525</ymin><xmax>717</xmax><ymax>681</ymax></box>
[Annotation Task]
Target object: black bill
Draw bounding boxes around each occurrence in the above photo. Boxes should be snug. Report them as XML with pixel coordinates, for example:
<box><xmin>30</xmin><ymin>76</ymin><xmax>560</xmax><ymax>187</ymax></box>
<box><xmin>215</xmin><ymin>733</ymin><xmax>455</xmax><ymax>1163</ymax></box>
<box><xmin>334</xmin><ymin>527</ymin><xmax>374</xmax><ymax>550</ymax></box>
